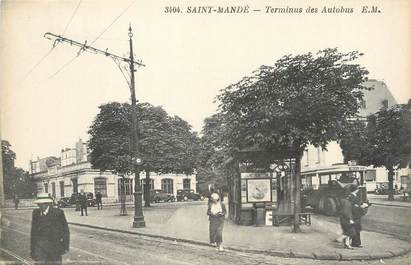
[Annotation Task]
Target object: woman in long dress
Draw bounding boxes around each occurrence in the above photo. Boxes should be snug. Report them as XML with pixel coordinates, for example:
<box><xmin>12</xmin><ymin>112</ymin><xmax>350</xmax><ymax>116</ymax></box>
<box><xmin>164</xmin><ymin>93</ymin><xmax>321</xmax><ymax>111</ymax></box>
<box><xmin>207</xmin><ymin>193</ymin><xmax>226</xmax><ymax>251</ymax></box>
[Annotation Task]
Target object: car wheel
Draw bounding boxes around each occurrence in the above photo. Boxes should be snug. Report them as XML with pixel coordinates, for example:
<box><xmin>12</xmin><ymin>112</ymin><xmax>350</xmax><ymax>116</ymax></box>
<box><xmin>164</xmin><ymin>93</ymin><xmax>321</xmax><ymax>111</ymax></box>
<box><xmin>200</xmin><ymin>196</ymin><xmax>205</xmax><ymax>201</ymax></box>
<box><xmin>183</xmin><ymin>196</ymin><xmax>188</xmax><ymax>201</ymax></box>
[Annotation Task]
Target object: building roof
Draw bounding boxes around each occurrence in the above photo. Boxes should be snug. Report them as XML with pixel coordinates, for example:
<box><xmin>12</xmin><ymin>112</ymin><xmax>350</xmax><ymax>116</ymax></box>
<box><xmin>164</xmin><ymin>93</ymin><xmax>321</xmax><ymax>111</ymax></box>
<box><xmin>359</xmin><ymin>79</ymin><xmax>398</xmax><ymax>116</ymax></box>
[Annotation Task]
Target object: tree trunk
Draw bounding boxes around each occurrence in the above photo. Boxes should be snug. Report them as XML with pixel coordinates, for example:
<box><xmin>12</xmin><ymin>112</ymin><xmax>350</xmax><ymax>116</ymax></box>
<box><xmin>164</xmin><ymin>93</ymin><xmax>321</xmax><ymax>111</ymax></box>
<box><xmin>387</xmin><ymin>167</ymin><xmax>395</xmax><ymax>201</ymax></box>
<box><xmin>292</xmin><ymin>154</ymin><xmax>302</xmax><ymax>233</ymax></box>
<box><xmin>144</xmin><ymin>170</ymin><xmax>151</xmax><ymax>207</ymax></box>
<box><xmin>120</xmin><ymin>177</ymin><xmax>127</xmax><ymax>215</ymax></box>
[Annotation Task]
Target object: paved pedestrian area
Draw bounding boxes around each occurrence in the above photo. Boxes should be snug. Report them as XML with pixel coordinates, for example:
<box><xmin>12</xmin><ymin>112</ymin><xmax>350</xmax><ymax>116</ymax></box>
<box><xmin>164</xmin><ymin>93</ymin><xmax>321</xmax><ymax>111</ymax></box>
<box><xmin>62</xmin><ymin>202</ymin><xmax>409</xmax><ymax>260</ymax></box>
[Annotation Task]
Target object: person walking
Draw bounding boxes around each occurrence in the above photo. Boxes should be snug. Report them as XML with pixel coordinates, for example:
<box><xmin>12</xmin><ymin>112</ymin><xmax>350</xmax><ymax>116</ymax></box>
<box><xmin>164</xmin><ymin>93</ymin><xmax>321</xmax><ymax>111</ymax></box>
<box><xmin>31</xmin><ymin>193</ymin><xmax>70</xmax><ymax>264</ymax></box>
<box><xmin>13</xmin><ymin>195</ymin><xmax>19</xmax><ymax>210</ymax></box>
<box><xmin>79</xmin><ymin>190</ymin><xmax>88</xmax><ymax>216</ymax></box>
<box><xmin>95</xmin><ymin>191</ymin><xmax>103</xmax><ymax>210</ymax></box>
<box><xmin>339</xmin><ymin>185</ymin><xmax>356</xmax><ymax>249</ymax></box>
<box><xmin>207</xmin><ymin>192</ymin><xmax>226</xmax><ymax>251</ymax></box>
<box><xmin>350</xmin><ymin>186</ymin><xmax>368</xmax><ymax>247</ymax></box>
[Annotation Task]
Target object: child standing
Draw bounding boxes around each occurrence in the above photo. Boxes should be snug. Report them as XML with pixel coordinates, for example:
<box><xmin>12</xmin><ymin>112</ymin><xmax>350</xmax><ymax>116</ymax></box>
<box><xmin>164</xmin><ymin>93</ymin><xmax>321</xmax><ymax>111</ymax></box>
<box><xmin>207</xmin><ymin>193</ymin><xmax>226</xmax><ymax>251</ymax></box>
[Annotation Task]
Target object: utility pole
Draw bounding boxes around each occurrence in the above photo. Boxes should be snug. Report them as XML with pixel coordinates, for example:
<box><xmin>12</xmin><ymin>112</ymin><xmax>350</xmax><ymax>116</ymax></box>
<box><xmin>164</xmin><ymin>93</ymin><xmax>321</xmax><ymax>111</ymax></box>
<box><xmin>44</xmin><ymin>25</ymin><xmax>146</xmax><ymax>228</ymax></box>
<box><xmin>128</xmin><ymin>25</ymin><xmax>145</xmax><ymax>227</ymax></box>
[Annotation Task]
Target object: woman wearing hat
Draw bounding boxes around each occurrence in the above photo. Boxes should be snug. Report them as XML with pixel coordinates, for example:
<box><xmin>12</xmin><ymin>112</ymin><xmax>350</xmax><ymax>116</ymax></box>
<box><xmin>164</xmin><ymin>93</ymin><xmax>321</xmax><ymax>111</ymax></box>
<box><xmin>207</xmin><ymin>192</ymin><xmax>226</xmax><ymax>251</ymax></box>
<box><xmin>31</xmin><ymin>193</ymin><xmax>70</xmax><ymax>264</ymax></box>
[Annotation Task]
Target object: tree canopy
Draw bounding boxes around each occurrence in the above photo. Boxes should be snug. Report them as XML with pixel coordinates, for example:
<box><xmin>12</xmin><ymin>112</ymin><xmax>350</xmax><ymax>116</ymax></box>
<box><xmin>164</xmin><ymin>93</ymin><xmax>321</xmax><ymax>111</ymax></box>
<box><xmin>341</xmin><ymin>101</ymin><xmax>411</xmax><ymax>168</ymax></box>
<box><xmin>2</xmin><ymin>140</ymin><xmax>34</xmax><ymax>198</ymax></box>
<box><xmin>340</xmin><ymin>100</ymin><xmax>411</xmax><ymax>200</ymax></box>
<box><xmin>196</xmin><ymin>113</ymin><xmax>229</xmax><ymax>193</ymax></box>
<box><xmin>212</xmin><ymin>48</ymin><xmax>369</xmax><ymax>231</ymax></box>
<box><xmin>217</xmin><ymin>48</ymin><xmax>369</xmax><ymax>154</ymax></box>
<box><xmin>88</xmin><ymin>102</ymin><xmax>200</xmax><ymax>176</ymax></box>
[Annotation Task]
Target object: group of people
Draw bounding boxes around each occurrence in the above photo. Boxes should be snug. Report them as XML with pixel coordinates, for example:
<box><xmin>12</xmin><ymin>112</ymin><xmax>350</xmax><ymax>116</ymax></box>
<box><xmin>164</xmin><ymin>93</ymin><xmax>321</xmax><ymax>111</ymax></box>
<box><xmin>76</xmin><ymin>190</ymin><xmax>103</xmax><ymax>216</ymax></box>
<box><xmin>30</xmin><ymin>184</ymin><xmax>371</xmax><ymax>263</ymax></box>
<box><xmin>339</xmin><ymin>184</ymin><xmax>369</xmax><ymax>249</ymax></box>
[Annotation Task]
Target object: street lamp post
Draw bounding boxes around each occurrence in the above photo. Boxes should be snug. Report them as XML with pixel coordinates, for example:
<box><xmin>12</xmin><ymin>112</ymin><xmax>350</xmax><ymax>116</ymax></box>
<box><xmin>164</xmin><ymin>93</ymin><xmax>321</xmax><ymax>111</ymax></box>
<box><xmin>42</xmin><ymin>26</ymin><xmax>146</xmax><ymax>227</ymax></box>
<box><xmin>129</xmin><ymin>25</ymin><xmax>145</xmax><ymax>228</ymax></box>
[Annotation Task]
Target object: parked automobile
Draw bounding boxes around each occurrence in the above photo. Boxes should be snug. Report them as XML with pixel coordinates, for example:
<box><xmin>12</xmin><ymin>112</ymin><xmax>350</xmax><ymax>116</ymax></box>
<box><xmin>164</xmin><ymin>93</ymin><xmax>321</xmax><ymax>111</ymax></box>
<box><xmin>150</xmin><ymin>189</ymin><xmax>175</xmax><ymax>203</ymax></box>
<box><xmin>57</xmin><ymin>192</ymin><xmax>96</xmax><ymax>208</ymax></box>
<box><xmin>176</xmin><ymin>189</ymin><xmax>204</xmax><ymax>202</ymax></box>
<box><xmin>57</xmin><ymin>197</ymin><xmax>71</xmax><ymax>208</ymax></box>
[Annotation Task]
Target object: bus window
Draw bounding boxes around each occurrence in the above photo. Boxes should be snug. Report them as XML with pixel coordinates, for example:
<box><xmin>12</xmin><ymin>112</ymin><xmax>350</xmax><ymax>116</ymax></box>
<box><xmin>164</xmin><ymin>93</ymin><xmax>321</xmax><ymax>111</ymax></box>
<box><xmin>320</xmin><ymin>174</ymin><xmax>329</xmax><ymax>185</ymax></box>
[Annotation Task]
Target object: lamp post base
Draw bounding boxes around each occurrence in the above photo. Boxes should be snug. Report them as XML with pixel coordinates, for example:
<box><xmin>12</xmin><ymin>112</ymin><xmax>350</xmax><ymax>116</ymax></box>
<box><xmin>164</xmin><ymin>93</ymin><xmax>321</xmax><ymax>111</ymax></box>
<box><xmin>132</xmin><ymin>190</ymin><xmax>145</xmax><ymax>228</ymax></box>
<box><xmin>132</xmin><ymin>217</ymin><xmax>146</xmax><ymax>228</ymax></box>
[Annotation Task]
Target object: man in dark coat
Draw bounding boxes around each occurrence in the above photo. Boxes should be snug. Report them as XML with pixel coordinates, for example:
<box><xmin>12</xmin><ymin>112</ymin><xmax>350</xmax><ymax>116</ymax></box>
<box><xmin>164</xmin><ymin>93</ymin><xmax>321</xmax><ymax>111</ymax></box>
<box><xmin>349</xmin><ymin>187</ymin><xmax>368</xmax><ymax>247</ymax></box>
<box><xmin>95</xmin><ymin>191</ymin><xmax>103</xmax><ymax>210</ymax></box>
<box><xmin>79</xmin><ymin>190</ymin><xmax>88</xmax><ymax>216</ymax></box>
<box><xmin>31</xmin><ymin>193</ymin><xmax>70</xmax><ymax>264</ymax></box>
<box><xmin>339</xmin><ymin>185</ymin><xmax>356</xmax><ymax>249</ymax></box>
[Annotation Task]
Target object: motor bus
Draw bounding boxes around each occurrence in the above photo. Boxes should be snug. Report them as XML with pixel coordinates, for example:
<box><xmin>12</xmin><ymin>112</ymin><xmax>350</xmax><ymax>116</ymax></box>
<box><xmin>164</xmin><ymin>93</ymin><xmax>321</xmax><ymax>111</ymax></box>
<box><xmin>301</xmin><ymin>164</ymin><xmax>369</xmax><ymax>216</ymax></box>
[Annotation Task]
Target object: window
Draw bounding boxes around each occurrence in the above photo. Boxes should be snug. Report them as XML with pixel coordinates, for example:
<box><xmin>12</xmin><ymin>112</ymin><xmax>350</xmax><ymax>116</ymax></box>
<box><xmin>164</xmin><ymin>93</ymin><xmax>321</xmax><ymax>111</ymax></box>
<box><xmin>51</xmin><ymin>182</ymin><xmax>56</xmax><ymax>198</ymax></box>
<box><xmin>60</xmin><ymin>181</ymin><xmax>65</xmax><ymax>197</ymax></box>
<box><xmin>161</xmin><ymin>179</ymin><xmax>174</xmax><ymax>194</ymax></box>
<box><xmin>44</xmin><ymin>183</ymin><xmax>49</xmax><ymax>193</ymax></box>
<box><xmin>141</xmin><ymin>178</ymin><xmax>154</xmax><ymax>191</ymax></box>
<box><xmin>365</xmin><ymin>170</ymin><xmax>376</xmax><ymax>181</ymax></box>
<box><xmin>118</xmin><ymin>178</ymin><xmax>133</xmax><ymax>195</ymax></box>
<box><xmin>183</xmin><ymin>179</ymin><xmax>191</xmax><ymax>190</ymax></box>
<box><xmin>72</xmin><ymin>178</ymin><xmax>78</xmax><ymax>194</ymax></box>
<box><xmin>94</xmin><ymin>177</ymin><xmax>107</xmax><ymax>197</ymax></box>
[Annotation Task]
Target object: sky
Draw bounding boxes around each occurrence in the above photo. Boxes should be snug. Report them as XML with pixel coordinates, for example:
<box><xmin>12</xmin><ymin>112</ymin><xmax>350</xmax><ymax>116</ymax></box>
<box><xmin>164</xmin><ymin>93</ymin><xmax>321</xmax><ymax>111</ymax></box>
<box><xmin>1</xmin><ymin>0</ymin><xmax>410</xmax><ymax>169</ymax></box>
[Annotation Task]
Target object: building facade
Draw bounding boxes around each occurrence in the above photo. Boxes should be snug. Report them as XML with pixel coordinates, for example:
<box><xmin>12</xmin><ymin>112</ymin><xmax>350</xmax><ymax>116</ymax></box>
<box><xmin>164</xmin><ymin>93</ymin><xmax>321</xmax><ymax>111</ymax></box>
<box><xmin>30</xmin><ymin>139</ymin><xmax>197</xmax><ymax>203</ymax></box>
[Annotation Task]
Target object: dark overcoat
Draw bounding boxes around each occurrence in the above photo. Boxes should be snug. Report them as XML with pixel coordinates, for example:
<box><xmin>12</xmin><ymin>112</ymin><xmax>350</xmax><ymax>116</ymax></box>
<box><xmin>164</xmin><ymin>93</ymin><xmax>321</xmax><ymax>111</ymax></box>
<box><xmin>339</xmin><ymin>197</ymin><xmax>355</xmax><ymax>237</ymax></box>
<box><xmin>30</xmin><ymin>207</ymin><xmax>70</xmax><ymax>262</ymax></box>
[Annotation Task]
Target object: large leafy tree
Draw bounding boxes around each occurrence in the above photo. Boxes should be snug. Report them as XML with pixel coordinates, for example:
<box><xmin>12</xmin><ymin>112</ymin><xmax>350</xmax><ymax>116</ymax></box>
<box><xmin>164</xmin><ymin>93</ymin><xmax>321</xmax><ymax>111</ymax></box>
<box><xmin>340</xmin><ymin>120</ymin><xmax>371</xmax><ymax>165</ymax></box>
<box><xmin>1</xmin><ymin>140</ymin><xmax>34</xmax><ymax>199</ymax></box>
<box><xmin>196</xmin><ymin>113</ymin><xmax>229</xmax><ymax>194</ymax></box>
<box><xmin>88</xmin><ymin>102</ymin><xmax>200</xmax><ymax>207</ymax></box>
<box><xmin>217</xmin><ymin>48</ymin><xmax>369</xmax><ymax>231</ymax></box>
<box><xmin>341</xmin><ymin>101</ymin><xmax>411</xmax><ymax>200</ymax></box>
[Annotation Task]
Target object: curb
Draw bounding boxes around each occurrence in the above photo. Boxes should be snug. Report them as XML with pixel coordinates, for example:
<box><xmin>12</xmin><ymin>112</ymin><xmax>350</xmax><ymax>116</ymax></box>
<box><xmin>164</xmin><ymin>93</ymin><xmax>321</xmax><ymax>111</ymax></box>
<box><xmin>68</xmin><ymin>222</ymin><xmax>410</xmax><ymax>261</ymax></box>
<box><xmin>370</xmin><ymin>202</ymin><xmax>411</xmax><ymax>208</ymax></box>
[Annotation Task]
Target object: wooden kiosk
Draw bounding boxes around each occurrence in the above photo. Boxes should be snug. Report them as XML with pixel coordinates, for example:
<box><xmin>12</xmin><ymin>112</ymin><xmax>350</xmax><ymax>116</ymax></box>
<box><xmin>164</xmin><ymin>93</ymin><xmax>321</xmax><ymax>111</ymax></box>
<box><xmin>226</xmin><ymin>147</ymin><xmax>304</xmax><ymax>226</ymax></box>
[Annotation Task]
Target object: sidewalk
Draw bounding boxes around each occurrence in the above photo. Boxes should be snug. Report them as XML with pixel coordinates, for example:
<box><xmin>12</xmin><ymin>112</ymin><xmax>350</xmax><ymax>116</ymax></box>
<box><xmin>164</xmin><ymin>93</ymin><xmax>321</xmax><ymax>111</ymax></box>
<box><xmin>63</xmin><ymin>202</ymin><xmax>410</xmax><ymax>261</ymax></box>
<box><xmin>368</xmin><ymin>194</ymin><xmax>411</xmax><ymax>208</ymax></box>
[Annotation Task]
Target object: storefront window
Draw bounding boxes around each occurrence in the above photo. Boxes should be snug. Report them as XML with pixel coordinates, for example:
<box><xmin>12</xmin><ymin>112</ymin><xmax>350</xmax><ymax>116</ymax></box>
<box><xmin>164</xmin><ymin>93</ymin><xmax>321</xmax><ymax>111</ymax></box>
<box><xmin>141</xmin><ymin>178</ymin><xmax>154</xmax><ymax>191</ymax></box>
<box><xmin>94</xmin><ymin>177</ymin><xmax>107</xmax><ymax>197</ymax></box>
<box><xmin>183</xmin><ymin>179</ymin><xmax>191</xmax><ymax>190</ymax></box>
<box><xmin>118</xmin><ymin>178</ymin><xmax>133</xmax><ymax>195</ymax></box>
<box><xmin>51</xmin><ymin>182</ymin><xmax>56</xmax><ymax>198</ymax></box>
<box><xmin>72</xmin><ymin>178</ymin><xmax>78</xmax><ymax>194</ymax></box>
<box><xmin>161</xmin><ymin>179</ymin><xmax>173</xmax><ymax>194</ymax></box>
<box><xmin>60</xmin><ymin>181</ymin><xmax>65</xmax><ymax>197</ymax></box>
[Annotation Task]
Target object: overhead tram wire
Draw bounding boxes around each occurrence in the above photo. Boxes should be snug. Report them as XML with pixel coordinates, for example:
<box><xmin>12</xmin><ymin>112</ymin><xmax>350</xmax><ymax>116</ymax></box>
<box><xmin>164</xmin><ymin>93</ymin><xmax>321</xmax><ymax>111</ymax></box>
<box><xmin>48</xmin><ymin>0</ymin><xmax>137</xmax><ymax>79</ymax></box>
<box><xmin>20</xmin><ymin>0</ymin><xmax>82</xmax><ymax>83</ymax></box>
<box><xmin>62</xmin><ymin>0</ymin><xmax>82</xmax><ymax>36</ymax></box>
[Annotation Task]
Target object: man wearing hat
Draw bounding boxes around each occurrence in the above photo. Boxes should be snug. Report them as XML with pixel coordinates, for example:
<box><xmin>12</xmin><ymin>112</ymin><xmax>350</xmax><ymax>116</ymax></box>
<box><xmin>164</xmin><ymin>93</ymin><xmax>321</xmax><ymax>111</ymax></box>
<box><xmin>31</xmin><ymin>193</ymin><xmax>70</xmax><ymax>264</ymax></box>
